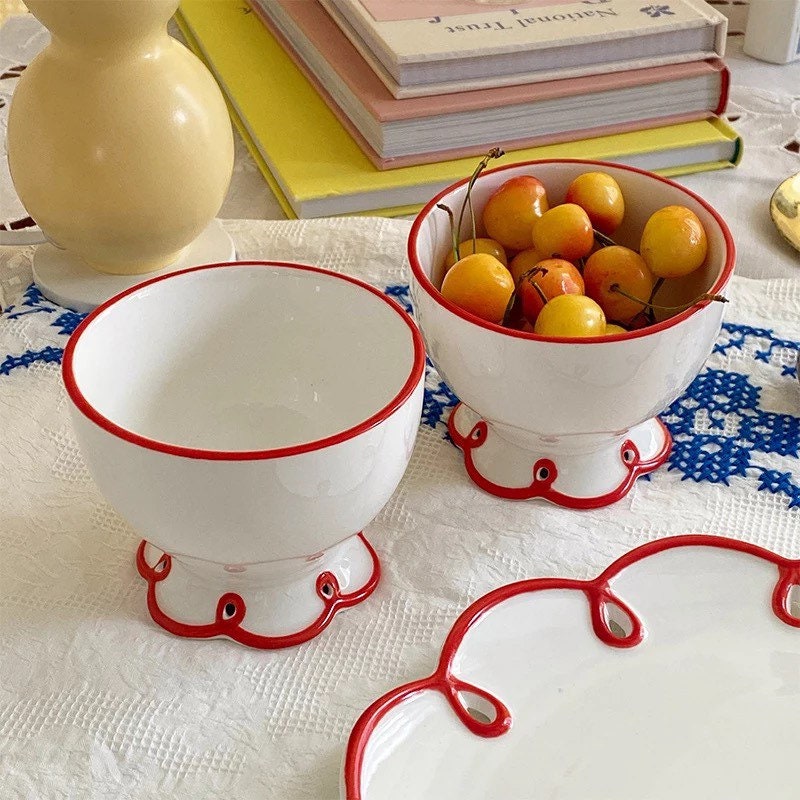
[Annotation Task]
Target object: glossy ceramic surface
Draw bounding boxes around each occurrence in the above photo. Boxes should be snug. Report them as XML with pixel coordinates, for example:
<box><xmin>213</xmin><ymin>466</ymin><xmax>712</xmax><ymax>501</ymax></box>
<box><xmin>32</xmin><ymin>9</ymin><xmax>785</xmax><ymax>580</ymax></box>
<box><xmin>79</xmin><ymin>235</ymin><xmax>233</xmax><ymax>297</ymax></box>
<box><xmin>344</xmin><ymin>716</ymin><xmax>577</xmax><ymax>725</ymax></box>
<box><xmin>136</xmin><ymin>534</ymin><xmax>379</xmax><ymax>648</ymax></box>
<box><xmin>408</xmin><ymin>160</ymin><xmax>735</xmax><ymax>507</ymax></box>
<box><xmin>8</xmin><ymin>0</ymin><xmax>233</xmax><ymax>275</ymax></box>
<box><xmin>63</xmin><ymin>262</ymin><xmax>425</xmax><ymax>647</ymax></box>
<box><xmin>770</xmin><ymin>170</ymin><xmax>800</xmax><ymax>254</ymax></box>
<box><xmin>344</xmin><ymin>536</ymin><xmax>800</xmax><ymax>799</ymax></box>
<box><xmin>449</xmin><ymin>403</ymin><xmax>671</xmax><ymax>506</ymax></box>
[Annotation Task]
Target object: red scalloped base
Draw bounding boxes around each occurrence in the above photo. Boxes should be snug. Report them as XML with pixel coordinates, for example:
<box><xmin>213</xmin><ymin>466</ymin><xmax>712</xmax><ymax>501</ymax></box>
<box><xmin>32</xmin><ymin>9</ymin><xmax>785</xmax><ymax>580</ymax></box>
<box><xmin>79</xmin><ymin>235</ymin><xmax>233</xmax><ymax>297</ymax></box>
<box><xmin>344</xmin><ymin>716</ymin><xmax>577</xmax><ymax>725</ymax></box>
<box><xmin>135</xmin><ymin>533</ymin><xmax>381</xmax><ymax>649</ymax></box>
<box><xmin>448</xmin><ymin>403</ymin><xmax>672</xmax><ymax>508</ymax></box>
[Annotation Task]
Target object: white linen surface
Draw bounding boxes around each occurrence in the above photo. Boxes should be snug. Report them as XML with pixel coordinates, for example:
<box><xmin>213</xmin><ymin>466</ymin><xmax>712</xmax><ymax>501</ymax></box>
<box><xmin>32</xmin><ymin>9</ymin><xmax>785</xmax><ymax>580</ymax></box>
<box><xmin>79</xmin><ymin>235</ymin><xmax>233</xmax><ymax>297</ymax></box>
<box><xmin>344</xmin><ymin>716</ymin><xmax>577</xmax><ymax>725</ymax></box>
<box><xmin>1</xmin><ymin>11</ymin><xmax>800</xmax><ymax>800</ymax></box>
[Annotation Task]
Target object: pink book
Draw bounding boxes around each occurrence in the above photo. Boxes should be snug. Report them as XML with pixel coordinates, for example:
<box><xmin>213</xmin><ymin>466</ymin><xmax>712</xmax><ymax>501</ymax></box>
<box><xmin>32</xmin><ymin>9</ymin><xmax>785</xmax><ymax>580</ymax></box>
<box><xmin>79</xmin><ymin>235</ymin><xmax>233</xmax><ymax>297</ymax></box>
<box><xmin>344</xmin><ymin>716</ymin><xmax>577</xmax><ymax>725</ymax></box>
<box><xmin>251</xmin><ymin>0</ymin><xmax>729</xmax><ymax>169</ymax></box>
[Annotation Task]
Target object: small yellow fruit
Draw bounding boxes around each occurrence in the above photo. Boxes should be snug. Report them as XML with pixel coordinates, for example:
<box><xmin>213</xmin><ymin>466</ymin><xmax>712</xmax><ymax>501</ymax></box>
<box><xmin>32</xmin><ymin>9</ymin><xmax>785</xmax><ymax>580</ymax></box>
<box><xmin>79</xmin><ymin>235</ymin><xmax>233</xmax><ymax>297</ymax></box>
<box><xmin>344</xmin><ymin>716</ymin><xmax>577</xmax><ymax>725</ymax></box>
<box><xmin>440</xmin><ymin>252</ymin><xmax>515</xmax><ymax>324</ymax></box>
<box><xmin>533</xmin><ymin>294</ymin><xmax>606</xmax><ymax>338</ymax></box>
<box><xmin>531</xmin><ymin>203</ymin><xmax>594</xmax><ymax>262</ymax></box>
<box><xmin>443</xmin><ymin>238</ymin><xmax>507</xmax><ymax>269</ymax></box>
<box><xmin>639</xmin><ymin>205</ymin><xmax>708</xmax><ymax>278</ymax></box>
<box><xmin>604</xmin><ymin>323</ymin><xmax>628</xmax><ymax>336</ymax></box>
<box><xmin>564</xmin><ymin>171</ymin><xmax>625</xmax><ymax>235</ymax></box>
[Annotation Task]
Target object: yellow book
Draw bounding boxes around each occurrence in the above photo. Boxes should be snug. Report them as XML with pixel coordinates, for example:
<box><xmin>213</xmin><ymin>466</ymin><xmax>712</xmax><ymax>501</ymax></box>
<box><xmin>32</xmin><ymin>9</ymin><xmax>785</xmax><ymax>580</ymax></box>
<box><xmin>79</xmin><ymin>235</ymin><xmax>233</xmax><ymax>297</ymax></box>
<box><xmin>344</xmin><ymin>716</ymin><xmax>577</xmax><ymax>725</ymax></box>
<box><xmin>177</xmin><ymin>0</ymin><xmax>742</xmax><ymax>220</ymax></box>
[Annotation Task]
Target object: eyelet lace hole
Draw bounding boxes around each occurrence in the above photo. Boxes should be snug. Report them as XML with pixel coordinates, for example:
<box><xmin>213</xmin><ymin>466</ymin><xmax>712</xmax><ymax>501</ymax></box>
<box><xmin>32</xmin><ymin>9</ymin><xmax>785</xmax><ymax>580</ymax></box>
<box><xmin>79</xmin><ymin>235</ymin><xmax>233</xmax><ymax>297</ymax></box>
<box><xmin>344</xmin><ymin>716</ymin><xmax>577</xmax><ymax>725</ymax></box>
<box><xmin>535</xmin><ymin>466</ymin><xmax>550</xmax><ymax>481</ymax></box>
<box><xmin>623</xmin><ymin>448</ymin><xmax>636</xmax><ymax>465</ymax></box>
<box><xmin>788</xmin><ymin>585</ymin><xmax>800</xmax><ymax>619</ymax></box>
<box><xmin>602</xmin><ymin>600</ymin><xmax>635</xmax><ymax>640</ymax></box>
<box><xmin>457</xmin><ymin>690</ymin><xmax>497</xmax><ymax>726</ymax></box>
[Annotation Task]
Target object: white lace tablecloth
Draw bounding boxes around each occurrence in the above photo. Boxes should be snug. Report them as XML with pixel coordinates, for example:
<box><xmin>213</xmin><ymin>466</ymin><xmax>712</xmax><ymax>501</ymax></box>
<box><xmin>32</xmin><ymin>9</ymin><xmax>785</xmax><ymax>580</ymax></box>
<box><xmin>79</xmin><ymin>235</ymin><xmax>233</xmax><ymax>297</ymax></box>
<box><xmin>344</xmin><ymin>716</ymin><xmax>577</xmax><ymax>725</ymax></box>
<box><xmin>1</xmin><ymin>11</ymin><xmax>800</xmax><ymax>800</ymax></box>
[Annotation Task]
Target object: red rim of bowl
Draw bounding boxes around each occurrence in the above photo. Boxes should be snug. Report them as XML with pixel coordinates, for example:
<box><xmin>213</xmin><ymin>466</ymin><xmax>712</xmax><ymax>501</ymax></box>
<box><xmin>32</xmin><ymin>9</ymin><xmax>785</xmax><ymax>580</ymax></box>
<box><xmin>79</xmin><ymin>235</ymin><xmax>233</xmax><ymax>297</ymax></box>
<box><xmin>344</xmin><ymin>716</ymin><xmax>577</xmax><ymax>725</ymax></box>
<box><xmin>62</xmin><ymin>261</ymin><xmax>426</xmax><ymax>461</ymax></box>
<box><xmin>407</xmin><ymin>159</ymin><xmax>736</xmax><ymax>344</ymax></box>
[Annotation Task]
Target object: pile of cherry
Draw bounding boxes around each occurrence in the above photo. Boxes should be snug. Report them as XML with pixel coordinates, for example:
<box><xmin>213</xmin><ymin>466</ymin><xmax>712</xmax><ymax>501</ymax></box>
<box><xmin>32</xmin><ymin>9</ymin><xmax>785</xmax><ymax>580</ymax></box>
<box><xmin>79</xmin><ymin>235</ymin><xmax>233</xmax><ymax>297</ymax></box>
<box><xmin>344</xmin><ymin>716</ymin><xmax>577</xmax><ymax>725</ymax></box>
<box><xmin>437</xmin><ymin>155</ymin><xmax>723</xmax><ymax>338</ymax></box>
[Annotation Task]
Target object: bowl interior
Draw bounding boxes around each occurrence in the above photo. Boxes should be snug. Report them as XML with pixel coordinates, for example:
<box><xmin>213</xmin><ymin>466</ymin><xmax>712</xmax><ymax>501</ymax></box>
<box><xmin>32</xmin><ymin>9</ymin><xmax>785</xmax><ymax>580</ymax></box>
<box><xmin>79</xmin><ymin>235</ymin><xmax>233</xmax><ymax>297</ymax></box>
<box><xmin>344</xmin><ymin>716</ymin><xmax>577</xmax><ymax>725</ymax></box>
<box><xmin>69</xmin><ymin>264</ymin><xmax>418</xmax><ymax>452</ymax></box>
<box><xmin>414</xmin><ymin>160</ymin><xmax>731</xmax><ymax>326</ymax></box>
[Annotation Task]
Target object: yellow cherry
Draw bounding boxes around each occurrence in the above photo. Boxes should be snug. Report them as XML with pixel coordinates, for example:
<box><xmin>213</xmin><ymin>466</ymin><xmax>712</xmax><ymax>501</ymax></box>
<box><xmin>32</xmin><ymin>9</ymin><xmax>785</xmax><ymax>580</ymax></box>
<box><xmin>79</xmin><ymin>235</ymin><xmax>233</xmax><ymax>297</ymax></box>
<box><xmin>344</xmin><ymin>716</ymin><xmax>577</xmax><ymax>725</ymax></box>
<box><xmin>639</xmin><ymin>205</ymin><xmax>708</xmax><ymax>278</ymax></box>
<box><xmin>440</xmin><ymin>252</ymin><xmax>515</xmax><ymax>324</ymax></box>
<box><xmin>533</xmin><ymin>294</ymin><xmax>606</xmax><ymax>338</ymax></box>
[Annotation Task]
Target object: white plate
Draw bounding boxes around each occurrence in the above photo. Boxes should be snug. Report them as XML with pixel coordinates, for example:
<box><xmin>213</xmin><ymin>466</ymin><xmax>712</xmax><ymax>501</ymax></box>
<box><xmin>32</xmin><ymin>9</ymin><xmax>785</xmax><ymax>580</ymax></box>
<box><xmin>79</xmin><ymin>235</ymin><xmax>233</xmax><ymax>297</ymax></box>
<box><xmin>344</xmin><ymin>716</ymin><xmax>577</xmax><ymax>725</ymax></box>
<box><xmin>343</xmin><ymin>536</ymin><xmax>800</xmax><ymax>799</ymax></box>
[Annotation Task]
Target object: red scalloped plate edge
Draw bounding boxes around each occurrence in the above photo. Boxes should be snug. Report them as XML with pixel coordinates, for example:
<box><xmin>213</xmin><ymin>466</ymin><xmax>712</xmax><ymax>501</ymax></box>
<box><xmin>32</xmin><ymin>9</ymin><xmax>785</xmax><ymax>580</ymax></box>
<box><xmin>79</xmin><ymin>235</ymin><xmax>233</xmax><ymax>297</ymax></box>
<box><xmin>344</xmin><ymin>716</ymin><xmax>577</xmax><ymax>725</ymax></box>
<box><xmin>343</xmin><ymin>534</ymin><xmax>800</xmax><ymax>799</ymax></box>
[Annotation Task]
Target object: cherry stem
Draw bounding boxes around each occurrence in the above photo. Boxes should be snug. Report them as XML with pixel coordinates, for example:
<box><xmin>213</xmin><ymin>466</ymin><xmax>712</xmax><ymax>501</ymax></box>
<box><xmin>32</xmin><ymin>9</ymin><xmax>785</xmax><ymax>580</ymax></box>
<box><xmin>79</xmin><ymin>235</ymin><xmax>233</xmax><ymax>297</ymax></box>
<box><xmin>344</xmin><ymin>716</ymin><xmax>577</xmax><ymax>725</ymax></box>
<box><xmin>520</xmin><ymin>267</ymin><xmax>549</xmax><ymax>306</ymax></box>
<box><xmin>502</xmin><ymin>267</ymin><xmax>548</xmax><ymax>328</ymax></box>
<box><xmin>501</xmin><ymin>289</ymin><xmax>520</xmax><ymax>328</ymax></box>
<box><xmin>610</xmin><ymin>283</ymin><xmax>727</xmax><ymax>313</ymax></box>
<box><xmin>649</xmin><ymin>277</ymin><xmax>665</xmax><ymax>303</ymax></box>
<box><xmin>456</xmin><ymin>147</ymin><xmax>505</xmax><ymax>253</ymax></box>
<box><xmin>593</xmin><ymin>229</ymin><xmax>617</xmax><ymax>248</ymax></box>
<box><xmin>646</xmin><ymin>277</ymin><xmax>665</xmax><ymax>323</ymax></box>
<box><xmin>437</xmin><ymin>203</ymin><xmax>459</xmax><ymax>263</ymax></box>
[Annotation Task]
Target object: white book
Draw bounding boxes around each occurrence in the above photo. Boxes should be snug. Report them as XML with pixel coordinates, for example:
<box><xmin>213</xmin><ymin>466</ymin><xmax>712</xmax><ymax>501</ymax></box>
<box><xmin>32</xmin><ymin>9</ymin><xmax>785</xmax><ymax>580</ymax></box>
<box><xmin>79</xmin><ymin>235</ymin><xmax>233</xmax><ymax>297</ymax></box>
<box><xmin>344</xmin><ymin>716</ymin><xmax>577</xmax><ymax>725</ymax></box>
<box><xmin>322</xmin><ymin>0</ymin><xmax>728</xmax><ymax>90</ymax></box>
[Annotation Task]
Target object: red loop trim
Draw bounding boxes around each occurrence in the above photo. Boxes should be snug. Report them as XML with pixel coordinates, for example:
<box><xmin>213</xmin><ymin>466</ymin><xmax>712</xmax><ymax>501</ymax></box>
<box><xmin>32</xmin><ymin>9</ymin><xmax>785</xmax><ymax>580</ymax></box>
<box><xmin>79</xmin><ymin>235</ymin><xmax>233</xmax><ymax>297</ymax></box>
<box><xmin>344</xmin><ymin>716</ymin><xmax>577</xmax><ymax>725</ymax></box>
<box><xmin>772</xmin><ymin>564</ymin><xmax>800</xmax><ymax>628</ymax></box>
<box><xmin>448</xmin><ymin>404</ymin><xmax>672</xmax><ymax>508</ymax></box>
<box><xmin>586</xmin><ymin>584</ymin><xmax>645</xmax><ymax>648</ymax></box>
<box><xmin>135</xmin><ymin>533</ymin><xmax>380</xmax><ymax>649</ymax></box>
<box><xmin>344</xmin><ymin>536</ymin><xmax>800</xmax><ymax>799</ymax></box>
<box><xmin>441</xmin><ymin>675</ymin><xmax>513</xmax><ymax>738</ymax></box>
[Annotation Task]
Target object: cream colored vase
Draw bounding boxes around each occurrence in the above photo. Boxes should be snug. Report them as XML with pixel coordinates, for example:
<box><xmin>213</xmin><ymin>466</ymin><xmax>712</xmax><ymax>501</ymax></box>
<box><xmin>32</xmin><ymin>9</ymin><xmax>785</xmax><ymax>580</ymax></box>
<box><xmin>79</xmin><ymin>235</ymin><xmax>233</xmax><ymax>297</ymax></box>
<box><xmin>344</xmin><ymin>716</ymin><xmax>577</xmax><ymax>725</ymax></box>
<box><xmin>7</xmin><ymin>0</ymin><xmax>234</xmax><ymax>275</ymax></box>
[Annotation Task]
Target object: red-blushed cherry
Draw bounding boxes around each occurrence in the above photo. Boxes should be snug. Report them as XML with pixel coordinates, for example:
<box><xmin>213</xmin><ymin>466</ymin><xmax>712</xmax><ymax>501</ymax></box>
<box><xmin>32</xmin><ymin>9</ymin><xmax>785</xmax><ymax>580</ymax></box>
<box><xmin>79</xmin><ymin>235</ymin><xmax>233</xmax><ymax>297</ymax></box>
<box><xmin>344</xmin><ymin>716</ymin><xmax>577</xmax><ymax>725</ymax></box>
<box><xmin>583</xmin><ymin>246</ymin><xmax>654</xmax><ymax>325</ymax></box>
<box><xmin>533</xmin><ymin>294</ymin><xmax>606</xmax><ymax>338</ymax></box>
<box><xmin>640</xmin><ymin>205</ymin><xmax>708</xmax><ymax>278</ymax></box>
<box><xmin>531</xmin><ymin>203</ymin><xmax>594</xmax><ymax>262</ymax></box>
<box><xmin>482</xmin><ymin>175</ymin><xmax>549</xmax><ymax>251</ymax></box>
<box><xmin>518</xmin><ymin>258</ymin><xmax>584</xmax><ymax>325</ymax></box>
<box><xmin>443</xmin><ymin>237</ymin><xmax>508</xmax><ymax>270</ymax></box>
<box><xmin>565</xmin><ymin>171</ymin><xmax>625</xmax><ymax>235</ymax></box>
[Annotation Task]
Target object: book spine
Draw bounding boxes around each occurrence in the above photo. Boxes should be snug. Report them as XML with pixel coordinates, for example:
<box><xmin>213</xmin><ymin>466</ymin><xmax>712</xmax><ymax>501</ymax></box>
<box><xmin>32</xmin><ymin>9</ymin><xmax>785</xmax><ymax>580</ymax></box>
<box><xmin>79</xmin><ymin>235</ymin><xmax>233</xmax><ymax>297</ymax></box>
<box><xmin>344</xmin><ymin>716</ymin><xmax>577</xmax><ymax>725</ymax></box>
<box><xmin>714</xmin><ymin>62</ymin><xmax>730</xmax><ymax>116</ymax></box>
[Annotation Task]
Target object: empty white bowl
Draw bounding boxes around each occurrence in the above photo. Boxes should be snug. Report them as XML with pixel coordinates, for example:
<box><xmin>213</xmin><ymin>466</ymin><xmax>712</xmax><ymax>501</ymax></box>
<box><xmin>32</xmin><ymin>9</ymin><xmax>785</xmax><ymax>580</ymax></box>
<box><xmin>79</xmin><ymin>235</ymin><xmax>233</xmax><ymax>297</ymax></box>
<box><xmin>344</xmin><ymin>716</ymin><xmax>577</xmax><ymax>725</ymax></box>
<box><xmin>63</xmin><ymin>261</ymin><xmax>425</xmax><ymax>647</ymax></box>
<box><xmin>409</xmin><ymin>160</ymin><xmax>734</xmax><ymax>508</ymax></box>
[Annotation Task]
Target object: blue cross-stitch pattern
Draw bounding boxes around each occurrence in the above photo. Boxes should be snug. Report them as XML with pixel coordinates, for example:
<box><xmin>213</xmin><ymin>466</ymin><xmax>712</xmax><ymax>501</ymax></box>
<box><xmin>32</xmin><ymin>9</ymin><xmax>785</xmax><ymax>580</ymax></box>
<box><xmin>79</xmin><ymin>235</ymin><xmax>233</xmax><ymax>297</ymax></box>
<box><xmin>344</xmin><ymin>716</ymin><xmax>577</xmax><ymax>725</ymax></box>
<box><xmin>422</xmin><ymin>379</ymin><xmax>459</xmax><ymax>430</ymax></box>
<box><xmin>4</xmin><ymin>283</ymin><xmax>53</xmax><ymax>319</ymax></box>
<box><xmin>50</xmin><ymin>310</ymin><xmax>85</xmax><ymax>336</ymax></box>
<box><xmin>1</xmin><ymin>283</ymin><xmax>87</xmax><ymax>374</ymax></box>
<box><xmin>382</xmin><ymin>284</ymin><xmax>800</xmax><ymax>509</ymax></box>
<box><xmin>714</xmin><ymin>321</ymin><xmax>799</xmax><ymax>378</ymax></box>
<box><xmin>384</xmin><ymin>283</ymin><xmax>412</xmax><ymax>314</ymax></box>
<box><xmin>0</xmin><ymin>345</ymin><xmax>63</xmax><ymax>376</ymax></box>
<box><xmin>3</xmin><ymin>283</ymin><xmax>87</xmax><ymax>334</ymax></box>
<box><xmin>385</xmin><ymin>284</ymin><xmax>460</xmax><ymax>429</ymax></box>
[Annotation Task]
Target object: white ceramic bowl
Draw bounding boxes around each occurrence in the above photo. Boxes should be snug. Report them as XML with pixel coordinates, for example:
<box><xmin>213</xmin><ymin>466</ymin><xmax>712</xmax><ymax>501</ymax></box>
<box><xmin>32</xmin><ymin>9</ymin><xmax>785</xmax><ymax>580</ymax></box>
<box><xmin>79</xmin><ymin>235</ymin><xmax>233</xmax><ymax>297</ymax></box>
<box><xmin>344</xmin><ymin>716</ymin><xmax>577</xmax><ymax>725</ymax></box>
<box><xmin>409</xmin><ymin>160</ymin><xmax>734</xmax><ymax>508</ymax></box>
<box><xmin>63</xmin><ymin>261</ymin><xmax>425</xmax><ymax>647</ymax></box>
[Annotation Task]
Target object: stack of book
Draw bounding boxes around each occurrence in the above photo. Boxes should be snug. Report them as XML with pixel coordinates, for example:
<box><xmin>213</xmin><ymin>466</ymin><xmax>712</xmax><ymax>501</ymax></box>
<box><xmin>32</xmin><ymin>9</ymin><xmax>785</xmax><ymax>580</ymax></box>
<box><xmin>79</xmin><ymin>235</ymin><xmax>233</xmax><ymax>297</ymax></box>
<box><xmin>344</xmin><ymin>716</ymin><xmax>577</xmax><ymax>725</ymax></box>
<box><xmin>177</xmin><ymin>0</ymin><xmax>742</xmax><ymax>219</ymax></box>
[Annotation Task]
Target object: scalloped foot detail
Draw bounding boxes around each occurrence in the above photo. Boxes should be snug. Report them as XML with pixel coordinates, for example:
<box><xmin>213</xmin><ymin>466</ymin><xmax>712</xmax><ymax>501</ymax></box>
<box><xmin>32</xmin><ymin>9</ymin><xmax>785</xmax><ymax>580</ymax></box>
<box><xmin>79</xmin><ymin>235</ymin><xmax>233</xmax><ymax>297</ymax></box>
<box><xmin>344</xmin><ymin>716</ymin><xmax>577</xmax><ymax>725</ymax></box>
<box><xmin>448</xmin><ymin>402</ymin><xmax>671</xmax><ymax>508</ymax></box>
<box><xmin>135</xmin><ymin>532</ymin><xmax>380</xmax><ymax>649</ymax></box>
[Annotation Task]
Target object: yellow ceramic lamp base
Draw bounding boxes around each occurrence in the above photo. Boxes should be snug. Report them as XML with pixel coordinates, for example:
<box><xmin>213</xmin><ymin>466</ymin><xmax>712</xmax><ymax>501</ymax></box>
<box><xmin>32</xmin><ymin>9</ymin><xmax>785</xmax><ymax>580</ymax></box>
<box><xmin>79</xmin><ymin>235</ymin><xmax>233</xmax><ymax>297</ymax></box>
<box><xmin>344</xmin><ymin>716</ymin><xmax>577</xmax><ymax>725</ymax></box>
<box><xmin>7</xmin><ymin>0</ymin><xmax>235</xmax><ymax>282</ymax></box>
<box><xmin>32</xmin><ymin>219</ymin><xmax>235</xmax><ymax>314</ymax></box>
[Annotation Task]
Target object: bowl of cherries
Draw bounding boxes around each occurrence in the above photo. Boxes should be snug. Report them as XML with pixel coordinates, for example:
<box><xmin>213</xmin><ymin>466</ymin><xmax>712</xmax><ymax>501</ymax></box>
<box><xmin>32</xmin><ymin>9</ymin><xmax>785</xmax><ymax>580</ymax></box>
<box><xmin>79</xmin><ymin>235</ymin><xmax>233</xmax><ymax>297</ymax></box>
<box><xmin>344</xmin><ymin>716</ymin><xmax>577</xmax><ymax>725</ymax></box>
<box><xmin>408</xmin><ymin>154</ymin><xmax>735</xmax><ymax>508</ymax></box>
